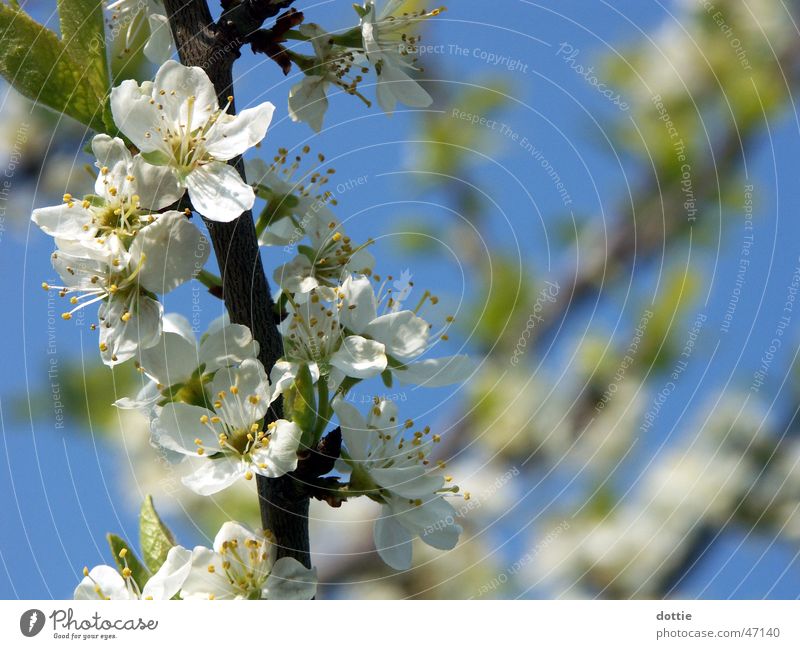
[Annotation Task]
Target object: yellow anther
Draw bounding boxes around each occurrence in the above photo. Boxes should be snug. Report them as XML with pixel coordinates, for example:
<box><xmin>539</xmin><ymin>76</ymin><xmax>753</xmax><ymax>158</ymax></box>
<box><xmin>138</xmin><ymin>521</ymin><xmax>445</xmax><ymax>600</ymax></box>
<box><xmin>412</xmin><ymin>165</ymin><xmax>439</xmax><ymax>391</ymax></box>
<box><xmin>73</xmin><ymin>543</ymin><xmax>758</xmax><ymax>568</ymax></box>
<box><xmin>41</xmin><ymin>282</ymin><xmax>50</xmax><ymax>290</ymax></box>
<box><xmin>99</xmin><ymin>342</ymin><xmax>108</xmax><ymax>352</ymax></box>
<box><xmin>61</xmin><ymin>313</ymin><xmax>72</xmax><ymax>321</ymax></box>
<box><xmin>119</xmin><ymin>548</ymin><xmax>128</xmax><ymax>558</ymax></box>
<box><xmin>207</xmin><ymin>565</ymin><xmax>216</xmax><ymax>573</ymax></box>
<box><xmin>244</xmin><ymin>471</ymin><xmax>253</xmax><ymax>481</ymax></box>
<box><xmin>197</xmin><ymin>448</ymin><xmax>205</xmax><ymax>455</ymax></box>
<box><xmin>248</xmin><ymin>395</ymin><xmax>260</xmax><ymax>405</ymax></box>
<box><xmin>230</xmin><ymin>386</ymin><xmax>239</xmax><ymax>395</ymax></box>
<box><xmin>83</xmin><ymin>566</ymin><xmax>89</xmax><ymax>577</ymax></box>
<box><xmin>122</xmin><ymin>567</ymin><xmax>132</xmax><ymax>579</ymax></box>
<box><xmin>210</xmin><ymin>416</ymin><xmax>221</xmax><ymax>424</ymax></box>
<box><xmin>121</xmin><ymin>312</ymin><xmax>131</xmax><ymax>322</ymax></box>
<box><xmin>332</xmin><ymin>232</ymin><xmax>342</xmax><ymax>242</ymax></box>
<box><xmin>200</xmin><ymin>415</ymin><xmax>209</xmax><ymax>424</ymax></box>
<box><xmin>63</xmin><ymin>193</ymin><xmax>73</xmax><ymax>202</ymax></box>
<box><xmin>194</xmin><ymin>438</ymin><xmax>203</xmax><ymax>445</ymax></box>
<box><xmin>250</xmin><ymin>423</ymin><xmax>260</xmax><ymax>433</ymax></box>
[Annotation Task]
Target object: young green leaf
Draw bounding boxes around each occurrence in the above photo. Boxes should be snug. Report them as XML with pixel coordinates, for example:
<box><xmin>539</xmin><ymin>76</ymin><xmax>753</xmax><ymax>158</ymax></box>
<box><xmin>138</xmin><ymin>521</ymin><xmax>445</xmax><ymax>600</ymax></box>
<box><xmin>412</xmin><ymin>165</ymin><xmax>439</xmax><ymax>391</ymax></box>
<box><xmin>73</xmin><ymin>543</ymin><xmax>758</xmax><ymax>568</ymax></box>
<box><xmin>139</xmin><ymin>495</ymin><xmax>178</xmax><ymax>574</ymax></box>
<box><xmin>57</xmin><ymin>0</ymin><xmax>109</xmax><ymax>94</ymax></box>
<box><xmin>106</xmin><ymin>533</ymin><xmax>151</xmax><ymax>590</ymax></box>
<box><xmin>0</xmin><ymin>4</ymin><xmax>106</xmax><ymax>130</ymax></box>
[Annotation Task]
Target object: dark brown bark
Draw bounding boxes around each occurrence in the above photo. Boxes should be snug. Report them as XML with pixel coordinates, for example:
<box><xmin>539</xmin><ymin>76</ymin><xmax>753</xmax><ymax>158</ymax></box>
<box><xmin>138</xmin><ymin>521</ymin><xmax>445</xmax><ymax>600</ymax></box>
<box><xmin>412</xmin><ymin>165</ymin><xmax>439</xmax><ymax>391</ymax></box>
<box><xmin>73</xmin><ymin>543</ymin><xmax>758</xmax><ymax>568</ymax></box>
<box><xmin>162</xmin><ymin>0</ymin><xmax>310</xmax><ymax>568</ymax></box>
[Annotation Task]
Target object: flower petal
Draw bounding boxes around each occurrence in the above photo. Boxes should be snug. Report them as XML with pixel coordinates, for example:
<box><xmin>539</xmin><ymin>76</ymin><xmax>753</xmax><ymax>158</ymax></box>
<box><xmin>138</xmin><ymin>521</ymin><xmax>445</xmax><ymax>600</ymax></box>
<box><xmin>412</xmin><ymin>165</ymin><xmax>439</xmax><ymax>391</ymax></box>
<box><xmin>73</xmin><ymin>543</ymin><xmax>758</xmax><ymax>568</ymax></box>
<box><xmin>132</xmin><ymin>211</ymin><xmax>209</xmax><ymax>294</ymax></box>
<box><xmin>199</xmin><ymin>323</ymin><xmax>259</xmax><ymax>373</ymax></box>
<box><xmin>263</xmin><ymin>558</ymin><xmax>317</xmax><ymax>600</ymax></box>
<box><xmin>151</xmin><ymin>402</ymin><xmax>222</xmax><ymax>456</ymax></box>
<box><xmin>341</xmin><ymin>275</ymin><xmax>378</xmax><ymax>332</ymax></box>
<box><xmin>74</xmin><ymin>565</ymin><xmax>132</xmax><ymax>600</ymax></box>
<box><xmin>206</xmin><ymin>102</ymin><xmax>275</xmax><ymax>160</ymax></box>
<box><xmin>185</xmin><ymin>161</ymin><xmax>255</xmax><ymax>222</ymax></box>
<box><xmin>182</xmin><ymin>458</ymin><xmax>247</xmax><ymax>495</ymax></box>
<box><xmin>210</xmin><ymin>358</ymin><xmax>272</xmax><ymax>430</ymax></box>
<box><xmin>32</xmin><ymin>204</ymin><xmax>94</xmax><ymax>240</ymax></box>
<box><xmin>143</xmin><ymin>13</ymin><xmax>174</xmax><ymax>64</ymax></box>
<box><xmin>394</xmin><ymin>354</ymin><xmax>472</xmax><ymax>387</ymax></box>
<box><xmin>288</xmin><ymin>76</ymin><xmax>329</xmax><ymax>133</ymax></box>
<box><xmin>374</xmin><ymin>506</ymin><xmax>413</xmax><ymax>570</ymax></box>
<box><xmin>252</xmin><ymin>420</ymin><xmax>301</xmax><ymax>478</ymax></box>
<box><xmin>141</xmin><ymin>545</ymin><xmax>193</xmax><ymax>600</ymax></box>
<box><xmin>364</xmin><ymin>310</ymin><xmax>429</xmax><ymax>360</ymax></box>
<box><xmin>330</xmin><ymin>335</ymin><xmax>387</xmax><ymax>379</ymax></box>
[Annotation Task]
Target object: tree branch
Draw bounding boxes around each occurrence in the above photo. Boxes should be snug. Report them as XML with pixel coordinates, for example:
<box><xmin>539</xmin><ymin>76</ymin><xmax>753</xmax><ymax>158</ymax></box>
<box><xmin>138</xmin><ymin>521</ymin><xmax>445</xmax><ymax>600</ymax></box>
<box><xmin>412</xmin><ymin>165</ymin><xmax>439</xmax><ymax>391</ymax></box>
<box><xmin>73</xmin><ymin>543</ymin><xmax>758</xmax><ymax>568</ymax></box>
<box><xmin>162</xmin><ymin>0</ymin><xmax>311</xmax><ymax>568</ymax></box>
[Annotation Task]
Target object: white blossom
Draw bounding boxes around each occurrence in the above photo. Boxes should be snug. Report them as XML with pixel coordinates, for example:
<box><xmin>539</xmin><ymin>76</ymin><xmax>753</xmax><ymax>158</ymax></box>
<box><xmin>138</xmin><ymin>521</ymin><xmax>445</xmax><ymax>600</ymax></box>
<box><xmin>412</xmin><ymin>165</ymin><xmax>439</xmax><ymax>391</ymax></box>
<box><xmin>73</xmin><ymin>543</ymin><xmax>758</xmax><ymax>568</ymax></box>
<box><xmin>288</xmin><ymin>24</ymin><xmax>365</xmax><ymax>132</ymax></box>
<box><xmin>246</xmin><ymin>157</ymin><xmax>336</xmax><ymax>247</ymax></box>
<box><xmin>359</xmin><ymin>0</ymin><xmax>442</xmax><ymax>114</ymax></box>
<box><xmin>116</xmin><ymin>313</ymin><xmax>260</xmax><ymax>410</ymax></box>
<box><xmin>106</xmin><ymin>0</ymin><xmax>175</xmax><ymax>64</ymax></box>
<box><xmin>46</xmin><ymin>211</ymin><xmax>208</xmax><ymax>366</ymax></box>
<box><xmin>334</xmin><ymin>397</ymin><xmax>461</xmax><ymax>569</ymax></box>
<box><xmin>74</xmin><ymin>546</ymin><xmax>192</xmax><ymax>600</ymax></box>
<box><xmin>110</xmin><ymin>60</ymin><xmax>275</xmax><ymax>221</ymax></box>
<box><xmin>180</xmin><ymin>522</ymin><xmax>316</xmax><ymax>600</ymax></box>
<box><xmin>273</xmin><ymin>221</ymin><xmax>375</xmax><ymax>301</ymax></box>
<box><xmin>32</xmin><ymin>134</ymin><xmax>181</xmax><ymax>243</ymax></box>
<box><xmin>151</xmin><ymin>359</ymin><xmax>301</xmax><ymax>495</ymax></box>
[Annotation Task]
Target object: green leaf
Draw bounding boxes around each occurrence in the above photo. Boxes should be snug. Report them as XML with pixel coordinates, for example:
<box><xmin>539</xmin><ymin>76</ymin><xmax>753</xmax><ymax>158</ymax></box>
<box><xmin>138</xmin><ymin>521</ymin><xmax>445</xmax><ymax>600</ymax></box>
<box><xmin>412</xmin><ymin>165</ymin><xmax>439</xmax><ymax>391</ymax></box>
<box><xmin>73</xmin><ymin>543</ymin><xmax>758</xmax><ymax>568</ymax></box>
<box><xmin>139</xmin><ymin>496</ymin><xmax>177</xmax><ymax>574</ymax></box>
<box><xmin>0</xmin><ymin>4</ymin><xmax>107</xmax><ymax>130</ymax></box>
<box><xmin>106</xmin><ymin>533</ymin><xmax>151</xmax><ymax>590</ymax></box>
<box><xmin>57</xmin><ymin>0</ymin><xmax>109</xmax><ymax>94</ymax></box>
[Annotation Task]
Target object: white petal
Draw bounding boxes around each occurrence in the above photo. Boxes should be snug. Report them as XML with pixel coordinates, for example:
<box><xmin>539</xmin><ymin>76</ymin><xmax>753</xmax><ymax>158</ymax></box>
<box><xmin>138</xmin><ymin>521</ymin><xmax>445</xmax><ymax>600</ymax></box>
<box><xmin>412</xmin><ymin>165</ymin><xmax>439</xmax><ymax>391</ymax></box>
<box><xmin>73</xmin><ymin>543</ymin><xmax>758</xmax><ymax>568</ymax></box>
<box><xmin>141</xmin><ymin>545</ymin><xmax>193</xmax><ymax>600</ymax></box>
<box><xmin>143</xmin><ymin>13</ymin><xmax>174</xmax><ymax>64</ymax></box>
<box><xmin>131</xmin><ymin>155</ymin><xmax>183</xmax><ymax>211</ymax></box>
<box><xmin>332</xmin><ymin>399</ymin><xmax>369</xmax><ymax>462</ymax></box>
<box><xmin>329</xmin><ymin>335</ymin><xmax>387</xmax><ymax>379</ymax></box>
<box><xmin>370</xmin><ymin>466</ymin><xmax>443</xmax><ymax>499</ymax></box>
<box><xmin>153</xmin><ymin>60</ymin><xmax>217</xmax><ymax>132</ymax></box>
<box><xmin>252</xmin><ymin>420</ymin><xmax>301</xmax><ymax>478</ymax></box>
<box><xmin>376</xmin><ymin>62</ymin><xmax>432</xmax><ymax>115</ymax></box>
<box><xmin>185</xmin><ymin>161</ymin><xmax>255</xmax><ymax>222</ymax></box>
<box><xmin>206</xmin><ymin>102</ymin><xmax>275</xmax><ymax>160</ymax></box>
<box><xmin>151</xmin><ymin>402</ymin><xmax>221</xmax><ymax>455</ymax></box>
<box><xmin>288</xmin><ymin>76</ymin><xmax>329</xmax><ymax>133</ymax></box>
<box><xmin>374</xmin><ymin>507</ymin><xmax>413</xmax><ymax>570</ymax></box>
<box><xmin>213</xmin><ymin>521</ymin><xmax>260</xmax><ymax>552</ymax></box>
<box><xmin>394</xmin><ymin>354</ymin><xmax>472</xmax><ymax>387</ymax></box>
<box><xmin>263</xmin><ymin>558</ymin><xmax>317</xmax><ymax>600</ymax></box>
<box><xmin>364</xmin><ymin>310</ymin><xmax>429</xmax><ymax>360</ymax></box>
<box><xmin>74</xmin><ymin>565</ymin><xmax>132</xmax><ymax>600</ymax></box>
<box><xmin>273</xmin><ymin>256</ymin><xmax>318</xmax><ymax>294</ymax></box>
<box><xmin>182</xmin><ymin>458</ymin><xmax>247</xmax><ymax>495</ymax></box>
<box><xmin>132</xmin><ymin>211</ymin><xmax>209</xmax><ymax>294</ymax></box>
<box><xmin>110</xmin><ymin>79</ymin><xmax>163</xmax><ymax>154</ymax></box>
<box><xmin>180</xmin><ymin>547</ymin><xmax>236</xmax><ymax>599</ymax></box>
<box><xmin>138</xmin><ymin>329</ymin><xmax>198</xmax><ymax>387</ymax></box>
<box><xmin>99</xmin><ymin>294</ymin><xmax>163</xmax><ymax>367</ymax></box>
<box><xmin>341</xmin><ymin>275</ymin><xmax>378</xmax><ymax>332</ymax></box>
<box><xmin>199</xmin><ymin>323</ymin><xmax>259</xmax><ymax>372</ymax></box>
<box><xmin>210</xmin><ymin>358</ymin><xmax>272</xmax><ymax>430</ymax></box>
<box><xmin>394</xmin><ymin>494</ymin><xmax>462</xmax><ymax>551</ymax></box>
<box><xmin>32</xmin><ymin>204</ymin><xmax>94</xmax><ymax>239</ymax></box>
